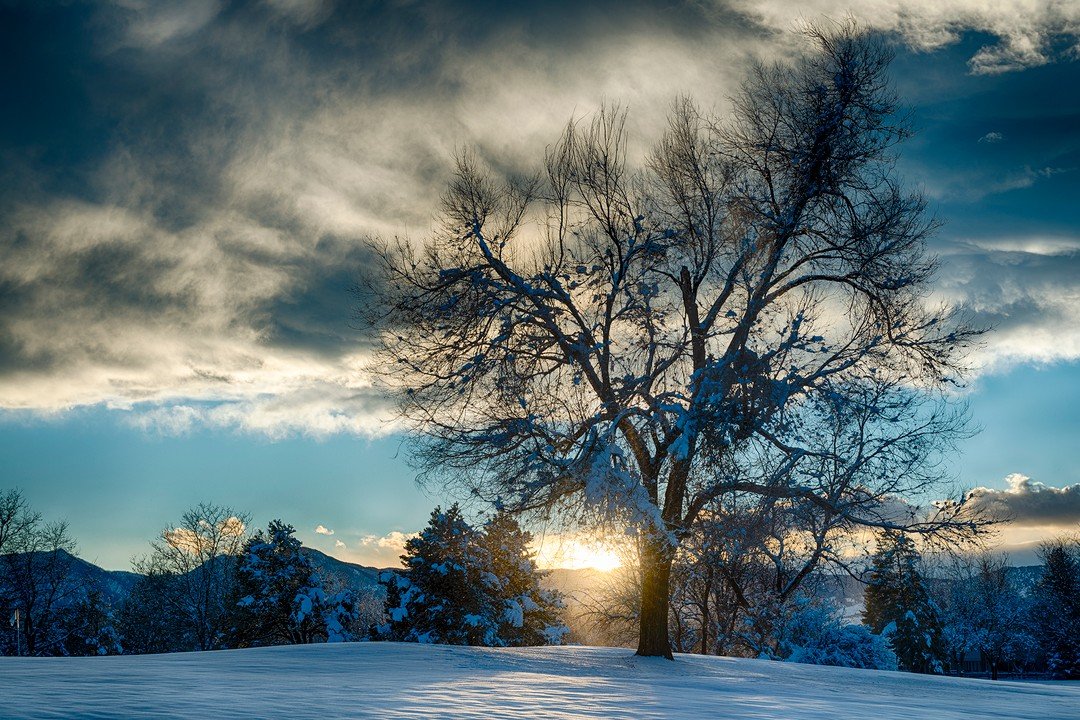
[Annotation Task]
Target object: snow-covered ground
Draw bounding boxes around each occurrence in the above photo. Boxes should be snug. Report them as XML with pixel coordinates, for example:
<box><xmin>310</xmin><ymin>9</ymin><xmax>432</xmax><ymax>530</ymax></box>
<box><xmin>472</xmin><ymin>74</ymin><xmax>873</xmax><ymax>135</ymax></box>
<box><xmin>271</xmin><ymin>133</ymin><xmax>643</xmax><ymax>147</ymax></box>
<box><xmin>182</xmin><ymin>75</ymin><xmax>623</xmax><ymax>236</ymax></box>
<box><xmin>2</xmin><ymin>643</ymin><xmax>1078</xmax><ymax>719</ymax></box>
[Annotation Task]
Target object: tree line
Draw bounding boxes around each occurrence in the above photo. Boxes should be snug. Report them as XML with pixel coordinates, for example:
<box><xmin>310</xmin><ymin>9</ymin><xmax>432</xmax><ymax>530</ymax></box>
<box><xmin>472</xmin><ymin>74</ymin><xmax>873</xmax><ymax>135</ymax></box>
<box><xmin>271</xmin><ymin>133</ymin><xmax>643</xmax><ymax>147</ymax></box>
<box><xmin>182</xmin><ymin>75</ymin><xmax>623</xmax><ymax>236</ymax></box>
<box><xmin>4</xmin><ymin>486</ymin><xmax>1077</xmax><ymax>679</ymax></box>
<box><xmin>581</xmin><ymin>525</ymin><xmax>1080</xmax><ymax>679</ymax></box>
<box><xmin>0</xmin><ymin>489</ymin><xmax>564</xmax><ymax>657</ymax></box>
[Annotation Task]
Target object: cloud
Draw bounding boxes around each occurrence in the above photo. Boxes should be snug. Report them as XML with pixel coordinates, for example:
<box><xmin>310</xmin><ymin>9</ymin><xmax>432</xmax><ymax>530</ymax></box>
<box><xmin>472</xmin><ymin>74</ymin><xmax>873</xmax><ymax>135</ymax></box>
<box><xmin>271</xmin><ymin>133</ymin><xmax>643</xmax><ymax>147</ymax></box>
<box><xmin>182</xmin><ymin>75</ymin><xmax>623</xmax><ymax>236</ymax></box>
<box><xmin>334</xmin><ymin>539</ymin><xmax>346</xmax><ymax>548</ymax></box>
<box><xmin>2</xmin><ymin>1</ymin><xmax>1078</xmax><ymax>436</ymax></box>
<box><xmin>932</xmin><ymin>237</ymin><xmax>1080</xmax><ymax>370</ymax></box>
<box><xmin>163</xmin><ymin>515</ymin><xmax>246</xmax><ymax>554</ymax></box>
<box><xmin>725</xmin><ymin>0</ymin><xmax>1080</xmax><ymax>73</ymax></box>
<box><xmin>968</xmin><ymin>473</ymin><xmax>1080</xmax><ymax>526</ymax></box>
<box><xmin>978</xmin><ymin>131</ymin><xmax>1004</xmax><ymax>144</ymax></box>
<box><xmin>348</xmin><ymin>530</ymin><xmax>417</xmax><ymax>567</ymax></box>
<box><xmin>314</xmin><ymin>524</ymin><xmax>334</xmax><ymax>535</ymax></box>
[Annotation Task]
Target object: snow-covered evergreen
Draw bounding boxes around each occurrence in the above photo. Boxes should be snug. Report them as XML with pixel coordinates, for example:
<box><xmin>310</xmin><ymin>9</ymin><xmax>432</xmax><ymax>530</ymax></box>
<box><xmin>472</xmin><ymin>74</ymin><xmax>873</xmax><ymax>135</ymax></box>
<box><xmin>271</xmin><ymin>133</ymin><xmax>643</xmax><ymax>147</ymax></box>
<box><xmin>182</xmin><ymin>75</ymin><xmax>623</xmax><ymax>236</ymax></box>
<box><xmin>1031</xmin><ymin>541</ymin><xmax>1080</xmax><ymax>679</ymax></box>
<box><xmin>234</xmin><ymin>520</ymin><xmax>360</xmax><ymax>646</ymax></box>
<box><xmin>377</xmin><ymin>505</ymin><xmax>566</xmax><ymax>647</ymax></box>
<box><xmin>480</xmin><ymin>511</ymin><xmax>568</xmax><ymax>646</ymax></box>
<box><xmin>378</xmin><ymin>505</ymin><xmax>501</xmax><ymax>645</ymax></box>
<box><xmin>863</xmin><ymin>532</ymin><xmax>944</xmax><ymax>674</ymax></box>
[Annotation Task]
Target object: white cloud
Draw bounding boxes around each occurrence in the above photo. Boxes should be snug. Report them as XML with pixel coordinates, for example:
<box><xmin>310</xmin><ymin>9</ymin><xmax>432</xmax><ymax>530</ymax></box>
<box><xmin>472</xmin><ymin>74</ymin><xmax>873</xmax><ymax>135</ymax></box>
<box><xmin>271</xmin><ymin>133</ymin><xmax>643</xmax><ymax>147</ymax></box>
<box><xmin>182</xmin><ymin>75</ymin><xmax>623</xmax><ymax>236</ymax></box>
<box><xmin>314</xmin><ymin>524</ymin><xmax>334</xmax><ymax>536</ymax></box>
<box><xmin>978</xmin><ymin>131</ymin><xmax>1003</xmax><ymax>144</ymax></box>
<box><xmin>334</xmin><ymin>539</ymin><xmax>346</xmax><ymax>548</ymax></box>
<box><xmin>931</xmin><ymin>236</ymin><xmax>1080</xmax><ymax>371</ymax></box>
<box><xmin>163</xmin><ymin>515</ymin><xmax>246</xmax><ymax>554</ymax></box>
<box><xmin>725</xmin><ymin>0</ymin><xmax>1080</xmax><ymax>73</ymax></box>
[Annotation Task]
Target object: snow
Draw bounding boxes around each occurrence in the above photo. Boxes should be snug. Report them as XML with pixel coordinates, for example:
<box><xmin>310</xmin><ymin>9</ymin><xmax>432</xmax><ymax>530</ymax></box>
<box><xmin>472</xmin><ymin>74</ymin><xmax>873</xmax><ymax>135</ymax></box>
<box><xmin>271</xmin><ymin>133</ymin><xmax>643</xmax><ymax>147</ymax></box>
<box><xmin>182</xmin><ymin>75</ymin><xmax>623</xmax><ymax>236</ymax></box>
<box><xmin>2</xmin><ymin>644</ymin><xmax>1078</xmax><ymax>719</ymax></box>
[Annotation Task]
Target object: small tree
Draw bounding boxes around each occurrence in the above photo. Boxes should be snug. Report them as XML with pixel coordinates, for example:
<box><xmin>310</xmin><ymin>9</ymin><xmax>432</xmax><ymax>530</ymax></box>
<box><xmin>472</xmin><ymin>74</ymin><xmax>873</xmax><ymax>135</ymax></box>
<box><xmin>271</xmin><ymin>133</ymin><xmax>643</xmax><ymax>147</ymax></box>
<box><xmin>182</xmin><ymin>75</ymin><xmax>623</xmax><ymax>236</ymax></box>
<box><xmin>480</xmin><ymin>511</ymin><xmax>567</xmax><ymax>646</ymax></box>
<box><xmin>233</xmin><ymin>520</ymin><xmax>359</xmax><ymax>646</ymax></box>
<box><xmin>61</xmin><ymin>589</ymin><xmax>122</xmax><ymax>657</ymax></box>
<box><xmin>940</xmin><ymin>554</ymin><xmax>1036</xmax><ymax>679</ymax></box>
<box><xmin>363</xmin><ymin>23</ymin><xmax>985</xmax><ymax>658</ymax></box>
<box><xmin>1031</xmin><ymin>539</ymin><xmax>1080</xmax><ymax>679</ymax></box>
<box><xmin>0</xmin><ymin>509</ymin><xmax>78</xmax><ymax>656</ymax></box>
<box><xmin>863</xmin><ymin>531</ymin><xmax>944</xmax><ymax>673</ymax></box>
<box><xmin>132</xmin><ymin>503</ymin><xmax>249</xmax><ymax>651</ymax></box>
<box><xmin>379</xmin><ymin>505</ymin><xmax>499</xmax><ymax>645</ymax></box>
<box><xmin>117</xmin><ymin>573</ymin><xmax>186</xmax><ymax>655</ymax></box>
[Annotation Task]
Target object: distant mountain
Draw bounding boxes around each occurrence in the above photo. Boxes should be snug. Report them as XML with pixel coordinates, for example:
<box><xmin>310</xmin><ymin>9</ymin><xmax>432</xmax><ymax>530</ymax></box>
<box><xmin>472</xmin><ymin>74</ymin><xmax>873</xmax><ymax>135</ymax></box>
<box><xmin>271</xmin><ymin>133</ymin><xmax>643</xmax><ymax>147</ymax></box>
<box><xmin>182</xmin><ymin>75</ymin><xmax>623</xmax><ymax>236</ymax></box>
<box><xmin>0</xmin><ymin>550</ymin><xmax>141</xmax><ymax>608</ymax></box>
<box><xmin>65</xmin><ymin>552</ymin><xmax>142</xmax><ymax>605</ymax></box>
<box><xmin>300</xmin><ymin>547</ymin><xmax>383</xmax><ymax>593</ymax></box>
<box><xmin>1</xmin><ymin>548</ymin><xmax>384</xmax><ymax>611</ymax></box>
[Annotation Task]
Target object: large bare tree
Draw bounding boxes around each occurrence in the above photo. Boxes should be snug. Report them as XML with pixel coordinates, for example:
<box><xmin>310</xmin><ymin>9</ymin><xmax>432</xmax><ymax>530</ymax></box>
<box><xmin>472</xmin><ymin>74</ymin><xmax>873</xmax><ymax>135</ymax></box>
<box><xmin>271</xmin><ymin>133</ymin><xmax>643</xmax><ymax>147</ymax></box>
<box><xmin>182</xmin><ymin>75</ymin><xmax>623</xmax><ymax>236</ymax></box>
<box><xmin>364</xmin><ymin>24</ymin><xmax>985</xmax><ymax>657</ymax></box>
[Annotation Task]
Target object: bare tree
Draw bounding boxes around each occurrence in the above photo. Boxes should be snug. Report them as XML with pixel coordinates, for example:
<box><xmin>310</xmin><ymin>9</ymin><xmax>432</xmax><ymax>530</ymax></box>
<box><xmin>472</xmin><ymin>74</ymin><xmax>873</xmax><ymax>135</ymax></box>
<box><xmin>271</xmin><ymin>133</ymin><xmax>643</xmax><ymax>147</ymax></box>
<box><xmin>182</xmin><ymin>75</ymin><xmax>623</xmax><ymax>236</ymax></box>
<box><xmin>0</xmin><ymin>490</ymin><xmax>79</xmax><ymax>656</ymax></box>
<box><xmin>363</xmin><ymin>23</ymin><xmax>986</xmax><ymax>657</ymax></box>
<box><xmin>132</xmin><ymin>503</ymin><xmax>250</xmax><ymax>651</ymax></box>
<box><xmin>0</xmin><ymin>489</ymin><xmax>40</xmax><ymax>556</ymax></box>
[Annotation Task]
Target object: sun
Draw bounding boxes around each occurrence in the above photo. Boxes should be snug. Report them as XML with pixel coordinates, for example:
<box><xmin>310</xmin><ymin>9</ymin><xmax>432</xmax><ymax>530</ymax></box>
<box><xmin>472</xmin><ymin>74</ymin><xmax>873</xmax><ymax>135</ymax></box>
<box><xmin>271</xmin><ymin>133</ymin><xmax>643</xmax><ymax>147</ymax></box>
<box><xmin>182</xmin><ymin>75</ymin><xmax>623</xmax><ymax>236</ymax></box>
<box><xmin>535</xmin><ymin>538</ymin><xmax>623</xmax><ymax>572</ymax></box>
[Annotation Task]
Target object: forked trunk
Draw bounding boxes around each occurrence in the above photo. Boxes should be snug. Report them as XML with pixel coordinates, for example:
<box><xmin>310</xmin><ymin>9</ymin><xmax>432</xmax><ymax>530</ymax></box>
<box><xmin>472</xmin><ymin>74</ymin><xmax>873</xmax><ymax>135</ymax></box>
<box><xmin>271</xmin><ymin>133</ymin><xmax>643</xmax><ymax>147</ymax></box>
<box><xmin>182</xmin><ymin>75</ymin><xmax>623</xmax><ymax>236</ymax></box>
<box><xmin>636</xmin><ymin>535</ymin><xmax>674</xmax><ymax>659</ymax></box>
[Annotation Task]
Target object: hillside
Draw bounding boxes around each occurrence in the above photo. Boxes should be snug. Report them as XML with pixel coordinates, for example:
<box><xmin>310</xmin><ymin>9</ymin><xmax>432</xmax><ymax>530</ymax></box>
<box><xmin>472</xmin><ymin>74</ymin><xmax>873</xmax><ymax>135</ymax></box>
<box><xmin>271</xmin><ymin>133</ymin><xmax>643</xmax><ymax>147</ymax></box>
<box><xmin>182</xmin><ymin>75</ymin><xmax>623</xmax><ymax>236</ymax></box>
<box><xmin>2</xmin><ymin>642</ymin><xmax>1076</xmax><ymax>719</ymax></box>
<box><xmin>300</xmin><ymin>547</ymin><xmax>382</xmax><ymax>591</ymax></box>
<box><xmin>0</xmin><ymin>550</ymin><xmax>141</xmax><ymax>607</ymax></box>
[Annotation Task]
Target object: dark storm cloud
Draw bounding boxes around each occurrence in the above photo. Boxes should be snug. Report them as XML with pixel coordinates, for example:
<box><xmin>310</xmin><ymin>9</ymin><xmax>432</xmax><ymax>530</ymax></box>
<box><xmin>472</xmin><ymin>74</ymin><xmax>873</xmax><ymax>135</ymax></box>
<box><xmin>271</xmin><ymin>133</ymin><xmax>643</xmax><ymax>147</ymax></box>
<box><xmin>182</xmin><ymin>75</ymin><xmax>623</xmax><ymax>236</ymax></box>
<box><xmin>1</xmin><ymin>0</ymin><xmax>1078</xmax><ymax>434</ymax></box>
<box><xmin>969</xmin><ymin>474</ymin><xmax>1080</xmax><ymax>526</ymax></box>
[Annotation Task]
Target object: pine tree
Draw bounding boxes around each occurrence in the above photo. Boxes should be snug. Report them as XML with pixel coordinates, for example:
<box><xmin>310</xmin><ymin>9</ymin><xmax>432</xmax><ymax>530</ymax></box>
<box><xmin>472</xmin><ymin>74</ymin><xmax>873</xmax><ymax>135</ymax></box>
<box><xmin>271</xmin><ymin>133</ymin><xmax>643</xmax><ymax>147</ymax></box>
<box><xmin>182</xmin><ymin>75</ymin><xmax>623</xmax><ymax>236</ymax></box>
<box><xmin>480</xmin><ymin>511</ymin><xmax>567</xmax><ymax>646</ymax></box>
<box><xmin>61</xmin><ymin>589</ymin><xmax>122</xmax><ymax>657</ymax></box>
<box><xmin>379</xmin><ymin>505</ymin><xmax>499</xmax><ymax>645</ymax></box>
<box><xmin>233</xmin><ymin>520</ymin><xmax>358</xmax><ymax>646</ymax></box>
<box><xmin>1031</xmin><ymin>541</ymin><xmax>1080</xmax><ymax>679</ymax></box>
<box><xmin>863</xmin><ymin>532</ymin><xmax>944</xmax><ymax>674</ymax></box>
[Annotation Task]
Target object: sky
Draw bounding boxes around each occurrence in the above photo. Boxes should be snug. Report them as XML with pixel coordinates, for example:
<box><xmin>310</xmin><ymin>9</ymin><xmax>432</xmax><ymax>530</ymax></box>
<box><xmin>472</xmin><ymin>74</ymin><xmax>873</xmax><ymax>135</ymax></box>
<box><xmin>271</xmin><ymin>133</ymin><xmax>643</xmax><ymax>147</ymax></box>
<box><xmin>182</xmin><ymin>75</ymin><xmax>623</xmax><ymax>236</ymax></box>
<box><xmin>1</xmin><ymin>0</ymin><xmax>1078</xmax><ymax>570</ymax></box>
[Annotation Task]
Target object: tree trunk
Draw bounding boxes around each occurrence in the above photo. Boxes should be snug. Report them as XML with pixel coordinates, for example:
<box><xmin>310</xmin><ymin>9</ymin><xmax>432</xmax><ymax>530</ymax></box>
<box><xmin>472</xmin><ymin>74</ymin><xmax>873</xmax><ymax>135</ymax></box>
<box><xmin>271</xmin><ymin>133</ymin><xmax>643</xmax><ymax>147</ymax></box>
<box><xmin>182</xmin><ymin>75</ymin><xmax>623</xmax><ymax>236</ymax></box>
<box><xmin>699</xmin><ymin>567</ymin><xmax>711</xmax><ymax>655</ymax></box>
<box><xmin>636</xmin><ymin>536</ymin><xmax>674</xmax><ymax>659</ymax></box>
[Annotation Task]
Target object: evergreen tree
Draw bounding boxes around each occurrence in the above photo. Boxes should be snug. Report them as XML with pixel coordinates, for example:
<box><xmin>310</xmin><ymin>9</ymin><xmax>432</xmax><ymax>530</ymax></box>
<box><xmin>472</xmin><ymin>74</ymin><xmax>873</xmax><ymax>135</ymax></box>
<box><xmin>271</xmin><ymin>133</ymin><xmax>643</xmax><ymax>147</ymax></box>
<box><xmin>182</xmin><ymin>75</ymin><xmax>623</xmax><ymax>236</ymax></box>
<box><xmin>233</xmin><ymin>520</ymin><xmax>358</xmax><ymax>646</ymax></box>
<box><xmin>863</xmin><ymin>532</ymin><xmax>944</xmax><ymax>674</ymax></box>
<box><xmin>480</xmin><ymin>511</ymin><xmax>567</xmax><ymax>646</ymax></box>
<box><xmin>61</xmin><ymin>589</ymin><xmax>122</xmax><ymax>657</ymax></box>
<box><xmin>379</xmin><ymin>505</ymin><xmax>499</xmax><ymax>645</ymax></box>
<box><xmin>1031</xmin><ymin>541</ymin><xmax>1080</xmax><ymax>679</ymax></box>
<box><xmin>117</xmin><ymin>573</ymin><xmax>186</xmax><ymax>654</ymax></box>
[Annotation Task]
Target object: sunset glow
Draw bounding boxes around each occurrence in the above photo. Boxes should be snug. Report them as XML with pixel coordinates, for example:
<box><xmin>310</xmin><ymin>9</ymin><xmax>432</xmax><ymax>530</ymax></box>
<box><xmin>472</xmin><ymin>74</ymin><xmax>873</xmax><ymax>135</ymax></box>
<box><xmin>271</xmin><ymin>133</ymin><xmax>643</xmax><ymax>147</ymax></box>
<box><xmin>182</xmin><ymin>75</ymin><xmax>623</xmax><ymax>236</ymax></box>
<box><xmin>534</xmin><ymin>538</ymin><xmax>623</xmax><ymax>572</ymax></box>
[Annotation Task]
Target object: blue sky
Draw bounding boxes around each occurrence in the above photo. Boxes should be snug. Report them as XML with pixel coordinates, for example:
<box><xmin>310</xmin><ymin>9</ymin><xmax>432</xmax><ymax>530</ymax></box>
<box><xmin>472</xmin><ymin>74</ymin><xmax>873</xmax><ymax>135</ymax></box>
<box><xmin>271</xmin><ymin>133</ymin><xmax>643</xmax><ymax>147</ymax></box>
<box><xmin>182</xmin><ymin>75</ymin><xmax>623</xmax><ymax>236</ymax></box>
<box><xmin>1</xmin><ymin>1</ymin><xmax>1079</xmax><ymax>568</ymax></box>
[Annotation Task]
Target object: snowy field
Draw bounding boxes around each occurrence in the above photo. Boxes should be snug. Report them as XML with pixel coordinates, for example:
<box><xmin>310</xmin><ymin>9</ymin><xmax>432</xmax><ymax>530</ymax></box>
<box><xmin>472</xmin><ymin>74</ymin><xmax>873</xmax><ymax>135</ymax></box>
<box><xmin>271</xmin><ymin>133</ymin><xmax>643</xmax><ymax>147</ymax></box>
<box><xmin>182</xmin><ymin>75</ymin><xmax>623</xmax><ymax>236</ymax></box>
<box><xmin>2</xmin><ymin>643</ymin><xmax>1078</xmax><ymax>719</ymax></box>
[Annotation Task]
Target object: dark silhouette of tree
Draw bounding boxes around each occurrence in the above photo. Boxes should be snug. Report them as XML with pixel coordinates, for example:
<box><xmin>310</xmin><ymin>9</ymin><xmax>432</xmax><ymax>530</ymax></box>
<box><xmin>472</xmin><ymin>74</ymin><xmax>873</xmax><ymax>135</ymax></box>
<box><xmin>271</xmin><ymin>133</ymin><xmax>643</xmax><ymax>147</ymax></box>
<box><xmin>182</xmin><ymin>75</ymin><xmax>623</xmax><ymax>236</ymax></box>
<box><xmin>1031</xmin><ymin>539</ymin><xmax>1080</xmax><ymax>679</ymax></box>
<box><xmin>363</xmin><ymin>22</ymin><xmax>985</xmax><ymax>657</ymax></box>
<box><xmin>863</xmin><ymin>531</ymin><xmax>944</xmax><ymax>673</ymax></box>
<box><xmin>0</xmin><ymin>489</ymin><xmax>78</xmax><ymax>656</ymax></box>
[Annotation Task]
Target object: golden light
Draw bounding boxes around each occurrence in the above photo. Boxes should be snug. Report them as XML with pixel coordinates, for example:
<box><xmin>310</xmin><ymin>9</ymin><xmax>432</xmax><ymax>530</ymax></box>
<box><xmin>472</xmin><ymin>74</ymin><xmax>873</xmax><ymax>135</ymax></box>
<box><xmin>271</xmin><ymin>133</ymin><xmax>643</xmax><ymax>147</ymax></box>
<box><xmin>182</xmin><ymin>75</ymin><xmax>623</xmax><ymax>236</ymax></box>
<box><xmin>534</xmin><ymin>536</ymin><xmax>623</xmax><ymax>572</ymax></box>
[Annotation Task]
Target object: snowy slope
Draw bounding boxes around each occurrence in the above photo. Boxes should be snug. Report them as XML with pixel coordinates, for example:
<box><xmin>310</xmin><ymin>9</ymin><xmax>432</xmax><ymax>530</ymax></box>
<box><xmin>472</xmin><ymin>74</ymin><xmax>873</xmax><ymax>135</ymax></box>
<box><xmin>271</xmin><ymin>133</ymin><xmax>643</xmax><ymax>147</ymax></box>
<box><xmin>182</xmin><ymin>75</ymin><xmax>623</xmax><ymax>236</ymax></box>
<box><xmin>2</xmin><ymin>643</ymin><xmax>1077</xmax><ymax>719</ymax></box>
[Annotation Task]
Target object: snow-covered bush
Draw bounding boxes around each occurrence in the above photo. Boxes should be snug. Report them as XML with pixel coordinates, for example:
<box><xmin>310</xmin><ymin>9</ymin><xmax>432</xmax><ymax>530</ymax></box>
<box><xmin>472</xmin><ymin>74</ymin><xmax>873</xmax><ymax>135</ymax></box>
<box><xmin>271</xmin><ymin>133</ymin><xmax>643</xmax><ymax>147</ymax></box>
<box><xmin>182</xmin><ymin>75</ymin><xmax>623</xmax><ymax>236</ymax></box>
<box><xmin>779</xmin><ymin>598</ymin><xmax>896</xmax><ymax>670</ymax></box>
